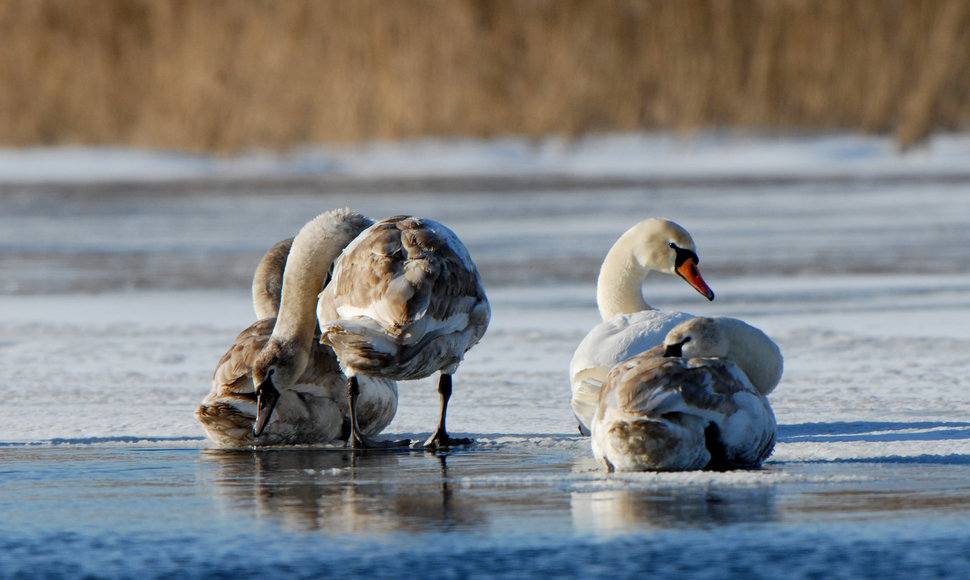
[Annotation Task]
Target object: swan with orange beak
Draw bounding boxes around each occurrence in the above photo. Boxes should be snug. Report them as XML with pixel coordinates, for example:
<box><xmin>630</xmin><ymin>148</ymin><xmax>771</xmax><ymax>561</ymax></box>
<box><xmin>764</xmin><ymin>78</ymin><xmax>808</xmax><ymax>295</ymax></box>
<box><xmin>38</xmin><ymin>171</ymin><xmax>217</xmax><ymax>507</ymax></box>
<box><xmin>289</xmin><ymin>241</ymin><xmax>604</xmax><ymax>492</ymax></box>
<box><xmin>570</xmin><ymin>218</ymin><xmax>715</xmax><ymax>434</ymax></box>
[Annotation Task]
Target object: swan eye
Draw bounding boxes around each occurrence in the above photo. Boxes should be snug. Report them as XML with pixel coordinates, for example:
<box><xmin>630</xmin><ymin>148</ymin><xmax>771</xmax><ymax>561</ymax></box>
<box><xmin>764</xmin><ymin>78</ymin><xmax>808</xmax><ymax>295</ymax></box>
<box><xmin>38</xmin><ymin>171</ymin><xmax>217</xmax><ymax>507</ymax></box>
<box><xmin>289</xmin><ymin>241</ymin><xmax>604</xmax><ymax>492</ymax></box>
<box><xmin>670</xmin><ymin>244</ymin><xmax>699</xmax><ymax>269</ymax></box>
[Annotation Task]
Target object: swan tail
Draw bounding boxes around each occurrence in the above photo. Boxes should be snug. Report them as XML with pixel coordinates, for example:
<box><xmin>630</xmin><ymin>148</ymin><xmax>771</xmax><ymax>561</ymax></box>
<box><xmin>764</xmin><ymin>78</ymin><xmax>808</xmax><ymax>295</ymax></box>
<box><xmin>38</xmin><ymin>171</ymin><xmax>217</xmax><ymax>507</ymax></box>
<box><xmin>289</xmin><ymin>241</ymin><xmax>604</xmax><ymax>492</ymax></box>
<box><xmin>195</xmin><ymin>398</ymin><xmax>258</xmax><ymax>448</ymax></box>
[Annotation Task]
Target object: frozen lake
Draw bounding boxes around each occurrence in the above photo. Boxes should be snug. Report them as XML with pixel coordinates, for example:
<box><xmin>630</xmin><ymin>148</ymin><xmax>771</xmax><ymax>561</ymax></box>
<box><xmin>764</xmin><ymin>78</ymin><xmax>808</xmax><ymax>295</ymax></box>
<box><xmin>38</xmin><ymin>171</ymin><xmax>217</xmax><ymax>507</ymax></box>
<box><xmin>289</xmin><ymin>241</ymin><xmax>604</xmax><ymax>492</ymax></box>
<box><xmin>4</xmin><ymin>446</ymin><xmax>970</xmax><ymax>578</ymax></box>
<box><xmin>2</xmin><ymin>136</ymin><xmax>970</xmax><ymax>577</ymax></box>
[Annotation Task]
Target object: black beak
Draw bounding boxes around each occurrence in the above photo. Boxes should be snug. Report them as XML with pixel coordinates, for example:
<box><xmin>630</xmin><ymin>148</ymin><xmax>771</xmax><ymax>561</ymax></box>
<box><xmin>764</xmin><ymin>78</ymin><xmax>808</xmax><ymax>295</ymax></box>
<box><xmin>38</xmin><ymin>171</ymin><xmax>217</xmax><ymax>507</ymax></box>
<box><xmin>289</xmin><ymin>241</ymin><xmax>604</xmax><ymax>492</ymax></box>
<box><xmin>664</xmin><ymin>340</ymin><xmax>685</xmax><ymax>358</ymax></box>
<box><xmin>253</xmin><ymin>376</ymin><xmax>280</xmax><ymax>437</ymax></box>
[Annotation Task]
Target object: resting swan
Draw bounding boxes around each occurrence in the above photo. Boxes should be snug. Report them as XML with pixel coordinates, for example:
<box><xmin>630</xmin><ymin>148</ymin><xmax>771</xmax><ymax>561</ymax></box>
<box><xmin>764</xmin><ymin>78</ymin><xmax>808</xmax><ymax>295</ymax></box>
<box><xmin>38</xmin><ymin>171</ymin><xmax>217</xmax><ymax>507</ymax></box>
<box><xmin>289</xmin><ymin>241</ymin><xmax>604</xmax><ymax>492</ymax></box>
<box><xmin>570</xmin><ymin>218</ymin><xmax>715</xmax><ymax>435</ymax></box>
<box><xmin>591</xmin><ymin>316</ymin><xmax>781</xmax><ymax>472</ymax></box>
<box><xmin>312</xmin><ymin>215</ymin><xmax>491</xmax><ymax>449</ymax></box>
<box><xmin>196</xmin><ymin>210</ymin><xmax>398</xmax><ymax>447</ymax></box>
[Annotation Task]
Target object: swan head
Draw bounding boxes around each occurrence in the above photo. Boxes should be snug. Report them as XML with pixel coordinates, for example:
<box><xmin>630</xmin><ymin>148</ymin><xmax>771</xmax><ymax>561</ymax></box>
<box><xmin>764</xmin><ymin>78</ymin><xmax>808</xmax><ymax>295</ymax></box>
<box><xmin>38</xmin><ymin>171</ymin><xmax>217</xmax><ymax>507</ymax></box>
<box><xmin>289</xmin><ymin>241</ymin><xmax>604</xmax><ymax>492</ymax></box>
<box><xmin>662</xmin><ymin>317</ymin><xmax>729</xmax><ymax>358</ymax></box>
<box><xmin>662</xmin><ymin>316</ymin><xmax>783</xmax><ymax>395</ymax></box>
<box><xmin>597</xmin><ymin>218</ymin><xmax>715</xmax><ymax>319</ymax></box>
<box><xmin>630</xmin><ymin>219</ymin><xmax>714</xmax><ymax>301</ymax></box>
<box><xmin>251</xmin><ymin>338</ymin><xmax>309</xmax><ymax>436</ymax></box>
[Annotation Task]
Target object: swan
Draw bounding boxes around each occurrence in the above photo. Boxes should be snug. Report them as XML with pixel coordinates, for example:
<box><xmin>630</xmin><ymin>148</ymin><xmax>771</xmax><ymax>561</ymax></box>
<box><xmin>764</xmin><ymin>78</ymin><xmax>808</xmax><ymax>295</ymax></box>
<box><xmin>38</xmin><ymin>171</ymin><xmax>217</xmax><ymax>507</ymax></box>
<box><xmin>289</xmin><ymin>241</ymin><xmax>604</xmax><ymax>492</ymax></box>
<box><xmin>310</xmin><ymin>215</ymin><xmax>491</xmax><ymax>449</ymax></box>
<box><xmin>196</xmin><ymin>209</ymin><xmax>398</xmax><ymax>448</ymax></box>
<box><xmin>570</xmin><ymin>218</ymin><xmax>715</xmax><ymax>435</ymax></box>
<box><xmin>590</xmin><ymin>316</ymin><xmax>780</xmax><ymax>472</ymax></box>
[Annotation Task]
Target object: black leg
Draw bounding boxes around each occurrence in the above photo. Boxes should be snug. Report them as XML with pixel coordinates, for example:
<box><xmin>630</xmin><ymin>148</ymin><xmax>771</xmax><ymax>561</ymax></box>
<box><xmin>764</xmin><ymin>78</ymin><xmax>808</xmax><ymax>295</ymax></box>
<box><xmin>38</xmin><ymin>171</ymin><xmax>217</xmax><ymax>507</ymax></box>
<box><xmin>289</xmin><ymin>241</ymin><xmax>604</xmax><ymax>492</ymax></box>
<box><xmin>348</xmin><ymin>376</ymin><xmax>409</xmax><ymax>449</ymax></box>
<box><xmin>422</xmin><ymin>373</ymin><xmax>473</xmax><ymax>448</ymax></box>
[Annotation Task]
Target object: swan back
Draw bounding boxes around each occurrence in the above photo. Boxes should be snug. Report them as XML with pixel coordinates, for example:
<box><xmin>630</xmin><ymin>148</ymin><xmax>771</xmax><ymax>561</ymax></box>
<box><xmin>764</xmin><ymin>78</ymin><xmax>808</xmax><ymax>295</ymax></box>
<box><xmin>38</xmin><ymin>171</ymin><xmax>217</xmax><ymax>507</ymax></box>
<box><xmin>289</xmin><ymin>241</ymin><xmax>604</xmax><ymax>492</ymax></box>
<box><xmin>591</xmin><ymin>347</ymin><xmax>776</xmax><ymax>471</ymax></box>
<box><xmin>317</xmin><ymin>215</ymin><xmax>490</xmax><ymax>379</ymax></box>
<box><xmin>663</xmin><ymin>317</ymin><xmax>783</xmax><ymax>395</ymax></box>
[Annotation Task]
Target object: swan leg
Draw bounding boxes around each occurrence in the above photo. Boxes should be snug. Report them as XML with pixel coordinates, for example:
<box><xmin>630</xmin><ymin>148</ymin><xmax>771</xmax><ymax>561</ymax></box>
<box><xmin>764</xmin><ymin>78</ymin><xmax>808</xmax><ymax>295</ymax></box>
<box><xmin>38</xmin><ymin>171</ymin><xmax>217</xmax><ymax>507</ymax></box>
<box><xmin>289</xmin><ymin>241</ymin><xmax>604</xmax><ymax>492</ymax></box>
<box><xmin>348</xmin><ymin>376</ymin><xmax>409</xmax><ymax>449</ymax></box>
<box><xmin>422</xmin><ymin>374</ymin><xmax>473</xmax><ymax>449</ymax></box>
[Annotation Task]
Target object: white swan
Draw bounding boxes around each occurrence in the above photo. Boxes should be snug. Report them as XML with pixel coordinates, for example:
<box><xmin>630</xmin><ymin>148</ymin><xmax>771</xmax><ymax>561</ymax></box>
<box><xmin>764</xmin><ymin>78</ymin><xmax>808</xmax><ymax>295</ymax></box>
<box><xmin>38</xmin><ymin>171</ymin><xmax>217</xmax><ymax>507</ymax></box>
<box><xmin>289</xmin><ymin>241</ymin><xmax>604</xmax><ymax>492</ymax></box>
<box><xmin>312</xmin><ymin>215</ymin><xmax>491</xmax><ymax>449</ymax></box>
<box><xmin>590</xmin><ymin>316</ymin><xmax>780</xmax><ymax>472</ymax></box>
<box><xmin>570</xmin><ymin>218</ymin><xmax>715</xmax><ymax>434</ymax></box>
<box><xmin>196</xmin><ymin>210</ymin><xmax>398</xmax><ymax>448</ymax></box>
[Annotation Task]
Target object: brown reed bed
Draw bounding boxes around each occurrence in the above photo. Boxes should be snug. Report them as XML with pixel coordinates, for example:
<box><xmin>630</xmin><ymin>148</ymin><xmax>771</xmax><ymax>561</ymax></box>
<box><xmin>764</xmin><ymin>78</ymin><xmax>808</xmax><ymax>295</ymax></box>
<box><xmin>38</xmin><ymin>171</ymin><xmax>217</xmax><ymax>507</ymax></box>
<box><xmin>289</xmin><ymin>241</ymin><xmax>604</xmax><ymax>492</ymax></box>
<box><xmin>1</xmin><ymin>0</ymin><xmax>968</xmax><ymax>152</ymax></box>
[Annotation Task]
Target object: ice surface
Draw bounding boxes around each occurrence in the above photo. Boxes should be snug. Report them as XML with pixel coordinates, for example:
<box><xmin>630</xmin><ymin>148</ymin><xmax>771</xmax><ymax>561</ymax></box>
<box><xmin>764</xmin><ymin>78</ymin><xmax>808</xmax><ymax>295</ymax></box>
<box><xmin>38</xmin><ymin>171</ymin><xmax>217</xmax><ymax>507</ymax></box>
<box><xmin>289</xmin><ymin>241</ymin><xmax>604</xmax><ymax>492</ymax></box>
<box><xmin>2</xmin><ymin>131</ymin><xmax>970</xmax><ymax>183</ymax></box>
<box><xmin>2</xmin><ymin>133</ymin><xmax>970</xmax><ymax>577</ymax></box>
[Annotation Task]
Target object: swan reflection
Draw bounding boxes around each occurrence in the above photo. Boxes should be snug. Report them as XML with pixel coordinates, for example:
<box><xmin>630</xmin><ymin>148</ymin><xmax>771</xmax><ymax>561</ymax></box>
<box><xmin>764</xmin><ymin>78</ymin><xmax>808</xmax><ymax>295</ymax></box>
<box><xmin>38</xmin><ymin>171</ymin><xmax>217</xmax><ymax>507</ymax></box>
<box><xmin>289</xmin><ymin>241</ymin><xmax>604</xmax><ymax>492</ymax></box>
<box><xmin>200</xmin><ymin>448</ymin><xmax>480</xmax><ymax>536</ymax></box>
<box><xmin>571</xmin><ymin>486</ymin><xmax>777</xmax><ymax>536</ymax></box>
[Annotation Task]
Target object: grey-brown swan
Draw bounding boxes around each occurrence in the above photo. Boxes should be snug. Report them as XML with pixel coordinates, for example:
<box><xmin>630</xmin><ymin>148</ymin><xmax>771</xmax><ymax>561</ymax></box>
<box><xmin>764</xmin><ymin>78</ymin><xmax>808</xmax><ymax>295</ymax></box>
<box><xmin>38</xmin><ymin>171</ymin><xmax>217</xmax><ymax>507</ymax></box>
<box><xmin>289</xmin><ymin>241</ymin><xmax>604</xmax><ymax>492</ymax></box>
<box><xmin>591</xmin><ymin>316</ymin><xmax>781</xmax><ymax>472</ymax></box>
<box><xmin>196</xmin><ymin>210</ymin><xmax>397</xmax><ymax>447</ymax></box>
<box><xmin>310</xmin><ymin>215</ymin><xmax>491</xmax><ymax>449</ymax></box>
<box><xmin>570</xmin><ymin>218</ymin><xmax>715</xmax><ymax>435</ymax></box>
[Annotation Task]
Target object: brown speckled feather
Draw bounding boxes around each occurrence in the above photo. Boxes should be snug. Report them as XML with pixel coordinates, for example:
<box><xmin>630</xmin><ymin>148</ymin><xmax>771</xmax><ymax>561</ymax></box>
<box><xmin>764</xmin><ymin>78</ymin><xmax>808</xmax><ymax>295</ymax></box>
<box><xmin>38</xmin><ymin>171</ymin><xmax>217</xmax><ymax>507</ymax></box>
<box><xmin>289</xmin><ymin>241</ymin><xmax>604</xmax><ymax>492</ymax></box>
<box><xmin>593</xmin><ymin>348</ymin><xmax>775</xmax><ymax>471</ymax></box>
<box><xmin>197</xmin><ymin>316</ymin><xmax>396</xmax><ymax>447</ymax></box>
<box><xmin>198</xmin><ymin>217</ymin><xmax>399</xmax><ymax>448</ymax></box>
<box><xmin>606</xmin><ymin>356</ymin><xmax>739</xmax><ymax>419</ymax></box>
<box><xmin>321</xmin><ymin>216</ymin><xmax>486</xmax><ymax>335</ymax></box>
<box><xmin>209</xmin><ymin>319</ymin><xmax>340</xmax><ymax>395</ymax></box>
<box><xmin>318</xmin><ymin>216</ymin><xmax>489</xmax><ymax>380</ymax></box>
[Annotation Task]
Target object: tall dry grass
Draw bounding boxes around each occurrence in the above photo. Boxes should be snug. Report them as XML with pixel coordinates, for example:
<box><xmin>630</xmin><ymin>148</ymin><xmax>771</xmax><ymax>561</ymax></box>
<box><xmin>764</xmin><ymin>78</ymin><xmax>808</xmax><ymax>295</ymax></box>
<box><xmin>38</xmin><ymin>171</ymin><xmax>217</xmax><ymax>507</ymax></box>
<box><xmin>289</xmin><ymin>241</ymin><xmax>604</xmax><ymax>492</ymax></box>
<box><xmin>1</xmin><ymin>0</ymin><xmax>968</xmax><ymax>152</ymax></box>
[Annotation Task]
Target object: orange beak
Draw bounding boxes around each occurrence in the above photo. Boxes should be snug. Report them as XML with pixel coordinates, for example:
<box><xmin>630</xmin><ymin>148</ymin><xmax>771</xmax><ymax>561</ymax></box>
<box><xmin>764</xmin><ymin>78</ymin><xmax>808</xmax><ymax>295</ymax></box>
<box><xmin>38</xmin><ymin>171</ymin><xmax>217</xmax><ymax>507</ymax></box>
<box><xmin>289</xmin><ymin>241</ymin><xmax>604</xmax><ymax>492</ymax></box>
<box><xmin>676</xmin><ymin>258</ymin><xmax>715</xmax><ymax>301</ymax></box>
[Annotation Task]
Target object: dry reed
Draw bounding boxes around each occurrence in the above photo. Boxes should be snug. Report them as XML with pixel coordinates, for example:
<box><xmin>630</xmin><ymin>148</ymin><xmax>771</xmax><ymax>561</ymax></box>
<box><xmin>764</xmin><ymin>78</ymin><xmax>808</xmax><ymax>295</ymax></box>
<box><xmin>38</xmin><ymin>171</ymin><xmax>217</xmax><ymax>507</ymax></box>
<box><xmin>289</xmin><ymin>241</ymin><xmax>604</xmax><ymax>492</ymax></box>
<box><xmin>1</xmin><ymin>0</ymin><xmax>968</xmax><ymax>152</ymax></box>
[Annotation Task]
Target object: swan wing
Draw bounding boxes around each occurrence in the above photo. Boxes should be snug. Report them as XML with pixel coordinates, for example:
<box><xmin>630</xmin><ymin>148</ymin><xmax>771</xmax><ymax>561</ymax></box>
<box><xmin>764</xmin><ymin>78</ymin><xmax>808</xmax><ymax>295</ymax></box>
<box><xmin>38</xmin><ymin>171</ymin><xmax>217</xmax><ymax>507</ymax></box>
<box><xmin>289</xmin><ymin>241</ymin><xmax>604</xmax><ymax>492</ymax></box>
<box><xmin>592</xmin><ymin>355</ymin><xmax>713</xmax><ymax>471</ymax></box>
<box><xmin>209</xmin><ymin>318</ymin><xmax>275</xmax><ymax>395</ymax></box>
<box><xmin>199</xmin><ymin>319</ymin><xmax>386</xmax><ymax>448</ymax></box>
<box><xmin>690</xmin><ymin>358</ymin><xmax>777</xmax><ymax>467</ymax></box>
<box><xmin>603</xmin><ymin>356</ymin><xmax>726</xmax><ymax>419</ymax></box>
<box><xmin>318</xmin><ymin>216</ymin><xmax>489</xmax><ymax>380</ymax></box>
<box><xmin>593</xmin><ymin>354</ymin><xmax>775</xmax><ymax>470</ymax></box>
<box><xmin>570</xmin><ymin>310</ymin><xmax>694</xmax><ymax>431</ymax></box>
<box><xmin>321</xmin><ymin>217</ymin><xmax>487</xmax><ymax>335</ymax></box>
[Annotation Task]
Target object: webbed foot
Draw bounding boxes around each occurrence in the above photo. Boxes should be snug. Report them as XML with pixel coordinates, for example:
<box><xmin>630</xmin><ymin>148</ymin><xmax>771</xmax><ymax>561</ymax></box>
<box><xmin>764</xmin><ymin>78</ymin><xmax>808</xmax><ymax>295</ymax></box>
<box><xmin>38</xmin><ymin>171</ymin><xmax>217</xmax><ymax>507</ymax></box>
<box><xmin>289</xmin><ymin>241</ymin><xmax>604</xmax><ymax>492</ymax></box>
<box><xmin>419</xmin><ymin>431</ymin><xmax>474</xmax><ymax>449</ymax></box>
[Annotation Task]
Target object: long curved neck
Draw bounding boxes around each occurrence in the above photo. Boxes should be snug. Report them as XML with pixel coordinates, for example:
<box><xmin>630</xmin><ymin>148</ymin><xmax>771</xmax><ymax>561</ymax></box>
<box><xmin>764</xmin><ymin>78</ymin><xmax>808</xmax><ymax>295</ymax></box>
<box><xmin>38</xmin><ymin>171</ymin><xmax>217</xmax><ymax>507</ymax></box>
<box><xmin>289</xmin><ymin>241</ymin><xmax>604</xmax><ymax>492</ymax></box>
<box><xmin>596</xmin><ymin>236</ymin><xmax>652</xmax><ymax>320</ymax></box>
<box><xmin>272</xmin><ymin>242</ymin><xmax>331</xmax><ymax>355</ymax></box>
<box><xmin>721</xmin><ymin>318</ymin><xmax>784</xmax><ymax>395</ymax></box>
<box><xmin>271</xmin><ymin>212</ymin><xmax>370</xmax><ymax>354</ymax></box>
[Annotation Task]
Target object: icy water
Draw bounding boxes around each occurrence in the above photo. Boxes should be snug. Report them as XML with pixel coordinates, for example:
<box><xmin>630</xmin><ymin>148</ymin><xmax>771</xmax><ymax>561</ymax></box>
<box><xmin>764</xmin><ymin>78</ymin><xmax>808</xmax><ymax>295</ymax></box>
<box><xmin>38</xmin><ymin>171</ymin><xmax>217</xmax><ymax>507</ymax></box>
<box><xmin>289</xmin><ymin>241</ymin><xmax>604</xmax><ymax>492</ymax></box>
<box><xmin>4</xmin><ymin>445</ymin><xmax>970</xmax><ymax>578</ymax></box>
<box><xmin>3</xmin><ymin>173</ymin><xmax>970</xmax><ymax>577</ymax></box>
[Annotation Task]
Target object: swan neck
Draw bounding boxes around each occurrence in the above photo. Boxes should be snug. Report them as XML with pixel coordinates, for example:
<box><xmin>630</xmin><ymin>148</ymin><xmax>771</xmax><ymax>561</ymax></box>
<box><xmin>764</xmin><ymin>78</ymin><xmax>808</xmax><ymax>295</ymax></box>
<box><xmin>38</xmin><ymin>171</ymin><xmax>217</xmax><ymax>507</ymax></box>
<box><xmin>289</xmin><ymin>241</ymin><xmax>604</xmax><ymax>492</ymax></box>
<box><xmin>252</xmin><ymin>239</ymin><xmax>291</xmax><ymax>320</ymax></box>
<box><xmin>252</xmin><ymin>278</ymin><xmax>280</xmax><ymax>321</ymax></box>
<box><xmin>596</xmin><ymin>241</ymin><xmax>651</xmax><ymax>319</ymax></box>
<box><xmin>271</xmin><ymin>250</ymin><xmax>330</xmax><ymax>355</ymax></box>
<box><xmin>271</xmin><ymin>213</ymin><xmax>368</xmax><ymax>354</ymax></box>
